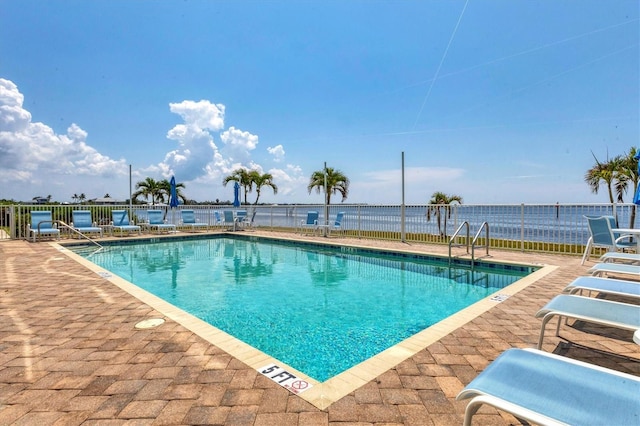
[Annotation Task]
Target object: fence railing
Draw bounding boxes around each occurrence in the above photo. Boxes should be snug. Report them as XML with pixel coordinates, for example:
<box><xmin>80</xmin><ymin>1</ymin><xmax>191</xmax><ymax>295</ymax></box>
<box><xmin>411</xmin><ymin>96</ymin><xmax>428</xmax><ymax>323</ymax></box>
<box><xmin>1</xmin><ymin>203</ymin><xmax>637</xmax><ymax>256</ymax></box>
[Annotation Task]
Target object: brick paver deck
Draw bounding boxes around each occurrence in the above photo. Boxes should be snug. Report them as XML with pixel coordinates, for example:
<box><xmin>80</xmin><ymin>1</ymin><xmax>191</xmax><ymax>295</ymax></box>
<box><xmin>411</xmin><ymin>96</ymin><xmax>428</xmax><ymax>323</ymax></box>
<box><xmin>1</xmin><ymin>232</ymin><xmax>638</xmax><ymax>425</ymax></box>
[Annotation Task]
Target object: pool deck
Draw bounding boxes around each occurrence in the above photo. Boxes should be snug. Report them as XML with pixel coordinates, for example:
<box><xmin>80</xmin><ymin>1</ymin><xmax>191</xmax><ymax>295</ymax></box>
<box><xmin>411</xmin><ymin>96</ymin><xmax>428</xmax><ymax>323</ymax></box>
<box><xmin>1</xmin><ymin>231</ymin><xmax>638</xmax><ymax>425</ymax></box>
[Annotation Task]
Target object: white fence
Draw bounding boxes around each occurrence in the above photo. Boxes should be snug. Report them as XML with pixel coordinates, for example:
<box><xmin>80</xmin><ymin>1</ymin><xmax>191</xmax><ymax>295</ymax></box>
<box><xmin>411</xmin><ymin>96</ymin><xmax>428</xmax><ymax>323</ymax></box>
<box><xmin>1</xmin><ymin>203</ymin><xmax>637</xmax><ymax>256</ymax></box>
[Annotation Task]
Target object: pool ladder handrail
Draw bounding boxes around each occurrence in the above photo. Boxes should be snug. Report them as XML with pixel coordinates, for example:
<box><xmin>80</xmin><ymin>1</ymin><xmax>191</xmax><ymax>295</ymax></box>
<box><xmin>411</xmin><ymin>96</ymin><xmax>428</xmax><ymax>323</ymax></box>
<box><xmin>46</xmin><ymin>220</ymin><xmax>103</xmax><ymax>250</ymax></box>
<box><xmin>448</xmin><ymin>221</ymin><xmax>490</xmax><ymax>268</ymax></box>
<box><xmin>471</xmin><ymin>221</ymin><xmax>490</xmax><ymax>268</ymax></box>
<box><xmin>448</xmin><ymin>221</ymin><xmax>470</xmax><ymax>261</ymax></box>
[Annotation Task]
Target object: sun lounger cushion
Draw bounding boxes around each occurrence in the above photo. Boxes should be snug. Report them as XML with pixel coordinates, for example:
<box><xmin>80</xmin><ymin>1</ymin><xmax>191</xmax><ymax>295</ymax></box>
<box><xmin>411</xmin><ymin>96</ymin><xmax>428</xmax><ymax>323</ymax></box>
<box><xmin>563</xmin><ymin>276</ymin><xmax>640</xmax><ymax>300</ymax></box>
<box><xmin>457</xmin><ymin>348</ymin><xmax>640</xmax><ymax>426</ymax></box>
<box><xmin>535</xmin><ymin>294</ymin><xmax>640</xmax><ymax>349</ymax></box>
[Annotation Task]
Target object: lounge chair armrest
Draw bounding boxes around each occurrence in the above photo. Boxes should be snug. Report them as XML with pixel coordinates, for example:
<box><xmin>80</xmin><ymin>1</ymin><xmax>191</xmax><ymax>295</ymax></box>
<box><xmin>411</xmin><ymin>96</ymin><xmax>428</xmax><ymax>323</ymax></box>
<box><xmin>615</xmin><ymin>234</ymin><xmax>634</xmax><ymax>243</ymax></box>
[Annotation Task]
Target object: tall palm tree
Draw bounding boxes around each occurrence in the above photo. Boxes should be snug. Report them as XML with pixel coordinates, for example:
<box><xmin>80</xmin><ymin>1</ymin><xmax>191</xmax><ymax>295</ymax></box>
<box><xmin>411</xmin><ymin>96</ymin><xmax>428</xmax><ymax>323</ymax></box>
<box><xmin>426</xmin><ymin>191</ymin><xmax>463</xmax><ymax>237</ymax></box>
<box><xmin>72</xmin><ymin>193</ymin><xmax>79</xmax><ymax>204</ymax></box>
<box><xmin>79</xmin><ymin>193</ymin><xmax>86</xmax><ymax>203</ymax></box>
<box><xmin>133</xmin><ymin>177</ymin><xmax>163</xmax><ymax>205</ymax></box>
<box><xmin>222</xmin><ymin>169</ymin><xmax>253</xmax><ymax>205</ymax></box>
<box><xmin>613</xmin><ymin>147</ymin><xmax>639</xmax><ymax>227</ymax></box>
<box><xmin>307</xmin><ymin>167</ymin><xmax>349</xmax><ymax>204</ymax></box>
<box><xmin>584</xmin><ymin>152</ymin><xmax>621</xmax><ymax>204</ymax></box>
<box><xmin>250</xmin><ymin>171</ymin><xmax>278</xmax><ymax>204</ymax></box>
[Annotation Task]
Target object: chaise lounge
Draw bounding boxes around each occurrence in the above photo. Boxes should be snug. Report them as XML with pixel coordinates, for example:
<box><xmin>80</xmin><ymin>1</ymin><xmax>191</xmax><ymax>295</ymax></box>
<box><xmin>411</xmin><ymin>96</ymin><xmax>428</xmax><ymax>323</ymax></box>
<box><xmin>146</xmin><ymin>209</ymin><xmax>177</xmax><ymax>234</ymax></box>
<box><xmin>535</xmin><ymin>294</ymin><xmax>640</xmax><ymax>349</ymax></box>
<box><xmin>111</xmin><ymin>210</ymin><xmax>141</xmax><ymax>236</ymax></box>
<box><xmin>28</xmin><ymin>210</ymin><xmax>61</xmax><ymax>242</ymax></box>
<box><xmin>456</xmin><ymin>347</ymin><xmax>640</xmax><ymax>426</ymax></box>
<box><xmin>180</xmin><ymin>209</ymin><xmax>209</xmax><ymax>232</ymax></box>
<box><xmin>563</xmin><ymin>276</ymin><xmax>640</xmax><ymax>300</ymax></box>
<box><xmin>71</xmin><ymin>210</ymin><xmax>103</xmax><ymax>238</ymax></box>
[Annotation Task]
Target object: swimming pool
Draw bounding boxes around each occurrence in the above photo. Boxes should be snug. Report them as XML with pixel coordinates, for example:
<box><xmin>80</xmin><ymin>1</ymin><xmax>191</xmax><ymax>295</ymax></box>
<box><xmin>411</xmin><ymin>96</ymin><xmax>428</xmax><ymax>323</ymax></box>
<box><xmin>69</xmin><ymin>235</ymin><xmax>534</xmax><ymax>382</ymax></box>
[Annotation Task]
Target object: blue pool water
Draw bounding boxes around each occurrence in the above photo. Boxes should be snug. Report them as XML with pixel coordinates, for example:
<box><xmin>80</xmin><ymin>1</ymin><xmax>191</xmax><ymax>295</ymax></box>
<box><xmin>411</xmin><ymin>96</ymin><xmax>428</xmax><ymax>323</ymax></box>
<box><xmin>71</xmin><ymin>235</ymin><xmax>533</xmax><ymax>381</ymax></box>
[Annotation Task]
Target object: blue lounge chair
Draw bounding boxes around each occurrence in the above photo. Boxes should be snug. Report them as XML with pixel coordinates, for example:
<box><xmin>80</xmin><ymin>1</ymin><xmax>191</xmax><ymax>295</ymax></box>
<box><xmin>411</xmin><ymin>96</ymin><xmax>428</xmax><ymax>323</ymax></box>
<box><xmin>213</xmin><ymin>211</ymin><xmax>223</xmax><ymax>228</ymax></box>
<box><xmin>111</xmin><ymin>210</ymin><xmax>141</xmax><ymax>236</ymax></box>
<box><xmin>535</xmin><ymin>294</ymin><xmax>640</xmax><ymax>349</ymax></box>
<box><xmin>180</xmin><ymin>209</ymin><xmax>208</xmax><ymax>232</ymax></box>
<box><xmin>28</xmin><ymin>211</ymin><xmax>60</xmax><ymax>242</ymax></box>
<box><xmin>587</xmin><ymin>262</ymin><xmax>640</xmax><ymax>278</ymax></box>
<box><xmin>328</xmin><ymin>211</ymin><xmax>345</xmax><ymax>236</ymax></box>
<box><xmin>299</xmin><ymin>211</ymin><xmax>319</xmax><ymax>234</ymax></box>
<box><xmin>235</xmin><ymin>210</ymin><xmax>248</xmax><ymax>229</ymax></box>
<box><xmin>581</xmin><ymin>215</ymin><xmax>635</xmax><ymax>265</ymax></box>
<box><xmin>456</xmin><ymin>348</ymin><xmax>640</xmax><ymax>426</ymax></box>
<box><xmin>71</xmin><ymin>210</ymin><xmax>103</xmax><ymax>238</ymax></box>
<box><xmin>599</xmin><ymin>252</ymin><xmax>640</xmax><ymax>264</ymax></box>
<box><xmin>223</xmin><ymin>210</ymin><xmax>238</xmax><ymax>231</ymax></box>
<box><xmin>146</xmin><ymin>209</ymin><xmax>176</xmax><ymax>234</ymax></box>
<box><xmin>563</xmin><ymin>276</ymin><xmax>640</xmax><ymax>300</ymax></box>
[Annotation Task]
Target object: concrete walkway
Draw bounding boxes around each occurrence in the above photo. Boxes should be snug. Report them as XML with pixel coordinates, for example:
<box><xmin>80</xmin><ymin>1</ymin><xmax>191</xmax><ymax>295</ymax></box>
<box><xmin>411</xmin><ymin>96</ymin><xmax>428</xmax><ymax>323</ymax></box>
<box><xmin>1</xmin><ymin>233</ymin><xmax>638</xmax><ymax>425</ymax></box>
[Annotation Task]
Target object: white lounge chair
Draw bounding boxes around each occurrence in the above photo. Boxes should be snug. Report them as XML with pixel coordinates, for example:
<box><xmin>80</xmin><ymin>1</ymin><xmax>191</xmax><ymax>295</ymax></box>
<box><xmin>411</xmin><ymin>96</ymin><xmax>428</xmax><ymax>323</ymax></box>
<box><xmin>28</xmin><ymin>210</ymin><xmax>60</xmax><ymax>242</ymax></box>
<box><xmin>599</xmin><ymin>252</ymin><xmax>640</xmax><ymax>264</ymax></box>
<box><xmin>456</xmin><ymin>348</ymin><xmax>640</xmax><ymax>426</ymax></box>
<box><xmin>535</xmin><ymin>294</ymin><xmax>640</xmax><ymax>349</ymax></box>
<box><xmin>71</xmin><ymin>210</ymin><xmax>103</xmax><ymax>238</ymax></box>
<box><xmin>111</xmin><ymin>210</ymin><xmax>141</xmax><ymax>236</ymax></box>
<box><xmin>581</xmin><ymin>215</ymin><xmax>636</xmax><ymax>265</ymax></box>
<box><xmin>563</xmin><ymin>276</ymin><xmax>640</xmax><ymax>300</ymax></box>
<box><xmin>180</xmin><ymin>209</ymin><xmax>209</xmax><ymax>232</ymax></box>
<box><xmin>587</xmin><ymin>262</ymin><xmax>640</xmax><ymax>278</ymax></box>
<box><xmin>146</xmin><ymin>209</ymin><xmax>176</xmax><ymax>234</ymax></box>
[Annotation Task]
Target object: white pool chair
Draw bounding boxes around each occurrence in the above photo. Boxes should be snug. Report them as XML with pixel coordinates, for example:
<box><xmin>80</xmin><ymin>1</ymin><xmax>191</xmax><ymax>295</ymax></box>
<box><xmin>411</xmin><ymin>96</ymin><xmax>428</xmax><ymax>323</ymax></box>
<box><xmin>587</xmin><ymin>262</ymin><xmax>640</xmax><ymax>278</ymax></box>
<box><xmin>599</xmin><ymin>252</ymin><xmax>640</xmax><ymax>264</ymax></box>
<box><xmin>563</xmin><ymin>276</ymin><xmax>640</xmax><ymax>300</ymax></box>
<box><xmin>456</xmin><ymin>348</ymin><xmax>640</xmax><ymax>426</ymax></box>
<box><xmin>535</xmin><ymin>294</ymin><xmax>640</xmax><ymax>349</ymax></box>
<box><xmin>146</xmin><ymin>209</ymin><xmax>176</xmax><ymax>234</ymax></box>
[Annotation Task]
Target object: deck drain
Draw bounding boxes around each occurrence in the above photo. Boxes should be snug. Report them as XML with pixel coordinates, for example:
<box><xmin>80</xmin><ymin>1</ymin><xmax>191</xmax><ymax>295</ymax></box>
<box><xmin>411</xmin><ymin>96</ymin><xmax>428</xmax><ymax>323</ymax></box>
<box><xmin>135</xmin><ymin>318</ymin><xmax>165</xmax><ymax>329</ymax></box>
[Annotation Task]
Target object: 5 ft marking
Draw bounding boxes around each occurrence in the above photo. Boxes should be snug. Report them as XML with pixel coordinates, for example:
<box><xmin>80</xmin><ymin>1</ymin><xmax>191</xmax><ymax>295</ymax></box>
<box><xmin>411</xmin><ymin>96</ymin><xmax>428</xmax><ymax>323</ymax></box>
<box><xmin>259</xmin><ymin>364</ymin><xmax>312</xmax><ymax>394</ymax></box>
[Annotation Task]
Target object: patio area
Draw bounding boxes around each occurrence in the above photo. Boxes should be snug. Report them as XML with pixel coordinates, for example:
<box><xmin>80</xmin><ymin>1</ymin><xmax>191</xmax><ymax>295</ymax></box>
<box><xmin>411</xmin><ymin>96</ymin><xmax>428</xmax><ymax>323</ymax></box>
<box><xmin>1</xmin><ymin>231</ymin><xmax>638</xmax><ymax>425</ymax></box>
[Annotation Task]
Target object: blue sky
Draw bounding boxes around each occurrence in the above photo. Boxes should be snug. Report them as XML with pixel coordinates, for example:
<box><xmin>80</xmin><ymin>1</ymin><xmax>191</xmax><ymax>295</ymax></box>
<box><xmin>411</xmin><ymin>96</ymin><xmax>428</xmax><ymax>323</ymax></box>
<box><xmin>1</xmin><ymin>0</ymin><xmax>638</xmax><ymax>205</ymax></box>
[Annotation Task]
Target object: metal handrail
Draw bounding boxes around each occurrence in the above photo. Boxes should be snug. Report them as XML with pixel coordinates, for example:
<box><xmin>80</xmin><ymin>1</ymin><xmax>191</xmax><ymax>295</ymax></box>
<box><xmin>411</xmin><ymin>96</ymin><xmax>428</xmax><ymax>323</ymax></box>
<box><xmin>448</xmin><ymin>221</ymin><xmax>470</xmax><ymax>263</ymax></box>
<box><xmin>39</xmin><ymin>220</ymin><xmax>103</xmax><ymax>249</ymax></box>
<box><xmin>471</xmin><ymin>221</ymin><xmax>490</xmax><ymax>267</ymax></box>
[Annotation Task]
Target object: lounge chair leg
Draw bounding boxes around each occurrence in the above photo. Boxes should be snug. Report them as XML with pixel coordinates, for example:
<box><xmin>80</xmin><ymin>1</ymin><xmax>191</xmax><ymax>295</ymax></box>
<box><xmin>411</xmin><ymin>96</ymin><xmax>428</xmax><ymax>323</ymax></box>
<box><xmin>581</xmin><ymin>238</ymin><xmax>592</xmax><ymax>265</ymax></box>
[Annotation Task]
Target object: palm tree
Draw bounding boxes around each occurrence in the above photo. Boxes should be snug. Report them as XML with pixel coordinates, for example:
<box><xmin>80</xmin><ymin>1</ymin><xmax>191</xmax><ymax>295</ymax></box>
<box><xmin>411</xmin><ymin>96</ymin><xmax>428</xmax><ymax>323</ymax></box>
<box><xmin>613</xmin><ymin>147</ymin><xmax>639</xmax><ymax>227</ymax></box>
<box><xmin>79</xmin><ymin>193</ymin><xmax>86</xmax><ymax>203</ymax></box>
<box><xmin>307</xmin><ymin>167</ymin><xmax>349</xmax><ymax>204</ymax></box>
<box><xmin>426</xmin><ymin>191</ymin><xmax>463</xmax><ymax>237</ymax></box>
<box><xmin>133</xmin><ymin>177</ymin><xmax>163</xmax><ymax>205</ymax></box>
<box><xmin>222</xmin><ymin>169</ymin><xmax>253</xmax><ymax>205</ymax></box>
<box><xmin>584</xmin><ymin>152</ymin><xmax>621</xmax><ymax>204</ymax></box>
<box><xmin>250</xmin><ymin>171</ymin><xmax>278</xmax><ymax>204</ymax></box>
<box><xmin>71</xmin><ymin>193</ymin><xmax>79</xmax><ymax>204</ymax></box>
<box><xmin>157</xmin><ymin>179</ymin><xmax>187</xmax><ymax>204</ymax></box>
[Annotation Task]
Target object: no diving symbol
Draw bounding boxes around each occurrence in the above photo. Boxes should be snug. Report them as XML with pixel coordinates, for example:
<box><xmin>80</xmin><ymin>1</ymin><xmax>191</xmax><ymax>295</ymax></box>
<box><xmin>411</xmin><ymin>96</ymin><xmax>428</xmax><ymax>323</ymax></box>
<box><xmin>290</xmin><ymin>380</ymin><xmax>308</xmax><ymax>391</ymax></box>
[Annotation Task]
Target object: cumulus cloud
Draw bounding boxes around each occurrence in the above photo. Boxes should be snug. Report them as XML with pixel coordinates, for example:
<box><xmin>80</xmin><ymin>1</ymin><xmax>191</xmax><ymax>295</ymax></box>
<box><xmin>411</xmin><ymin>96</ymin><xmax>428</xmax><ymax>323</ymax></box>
<box><xmin>267</xmin><ymin>144</ymin><xmax>285</xmax><ymax>162</ymax></box>
<box><xmin>219</xmin><ymin>126</ymin><xmax>258</xmax><ymax>164</ymax></box>
<box><xmin>0</xmin><ymin>78</ymin><xmax>128</xmax><ymax>184</ymax></box>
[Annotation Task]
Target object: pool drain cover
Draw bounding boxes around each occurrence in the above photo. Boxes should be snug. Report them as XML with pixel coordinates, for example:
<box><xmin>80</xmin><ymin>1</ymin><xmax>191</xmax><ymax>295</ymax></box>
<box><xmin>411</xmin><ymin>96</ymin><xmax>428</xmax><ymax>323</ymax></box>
<box><xmin>135</xmin><ymin>318</ymin><xmax>165</xmax><ymax>329</ymax></box>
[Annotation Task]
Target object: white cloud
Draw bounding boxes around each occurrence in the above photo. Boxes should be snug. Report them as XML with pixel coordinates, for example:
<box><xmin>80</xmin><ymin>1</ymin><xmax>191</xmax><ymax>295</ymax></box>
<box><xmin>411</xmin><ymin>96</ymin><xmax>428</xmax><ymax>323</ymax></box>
<box><xmin>267</xmin><ymin>144</ymin><xmax>285</xmax><ymax>162</ymax></box>
<box><xmin>0</xmin><ymin>78</ymin><xmax>128</xmax><ymax>185</ymax></box>
<box><xmin>219</xmin><ymin>126</ymin><xmax>259</xmax><ymax>164</ymax></box>
<box><xmin>168</xmin><ymin>100</ymin><xmax>225</xmax><ymax>131</ymax></box>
